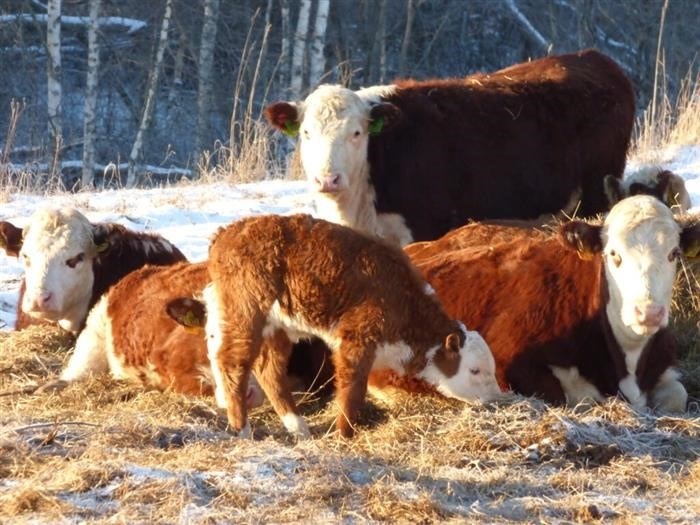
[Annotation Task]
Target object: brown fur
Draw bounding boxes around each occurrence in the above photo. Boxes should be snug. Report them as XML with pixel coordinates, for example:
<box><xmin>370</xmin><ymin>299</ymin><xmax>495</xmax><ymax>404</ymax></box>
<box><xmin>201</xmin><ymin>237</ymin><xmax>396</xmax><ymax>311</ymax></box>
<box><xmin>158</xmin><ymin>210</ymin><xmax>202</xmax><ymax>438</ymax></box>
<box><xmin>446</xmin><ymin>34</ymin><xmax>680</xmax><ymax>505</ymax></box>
<box><xmin>206</xmin><ymin>214</ymin><xmax>466</xmax><ymax>437</ymax></box>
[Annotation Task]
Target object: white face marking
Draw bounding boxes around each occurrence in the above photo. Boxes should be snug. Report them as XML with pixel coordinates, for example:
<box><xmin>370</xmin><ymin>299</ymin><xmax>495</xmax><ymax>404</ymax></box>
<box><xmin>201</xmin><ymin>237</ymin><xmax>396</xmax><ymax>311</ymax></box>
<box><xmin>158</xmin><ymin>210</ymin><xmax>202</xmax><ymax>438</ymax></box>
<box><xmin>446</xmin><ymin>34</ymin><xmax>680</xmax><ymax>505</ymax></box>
<box><xmin>19</xmin><ymin>207</ymin><xmax>96</xmax><ymax>328</ymax></box>
<box><xmin>263</xmin><ymin>300</ymin><xmax>342</xmax><ymax>351</ymax></box>
<box><xmin>203</xmin><ymin>283</ymin><xmax>228</xmax><ymax>409</ymax></box>
<box><xmin>281</xmin><ymin>413</ymin><xmax>311</xmax><ymax>439</ymax></box>
<box><xmin>549</xmin><ymin>366</ymin><xmax>604</xmax><ymax>406</ymax></box>
<box><xmin>603</xmin><ymin>196</ymin><xmax>681</xmax><ymax>343</ymax></box>
<box><xmin>419</xmin><ymin>330</ymin><xmax>501</xmax><ymax>401</ymax></box>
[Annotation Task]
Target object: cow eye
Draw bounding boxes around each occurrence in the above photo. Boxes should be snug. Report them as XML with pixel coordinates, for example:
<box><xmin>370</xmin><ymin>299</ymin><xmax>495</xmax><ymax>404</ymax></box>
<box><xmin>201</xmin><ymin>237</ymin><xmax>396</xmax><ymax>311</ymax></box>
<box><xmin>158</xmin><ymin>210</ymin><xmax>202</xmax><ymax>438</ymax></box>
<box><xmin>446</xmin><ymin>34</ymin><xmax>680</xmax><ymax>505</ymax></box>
<box><xmin>469</xmin><ymin>368</ymin><xmax>480</xmax><ymax>375</ymax></box>
<box><xmin>22</xmin><ymin>253</ymin><xmax>30</xmax><ymax>267</ymax></box>
<box><xmin>302</xmin><ymin>129</ymin><xmax>310</xmax><ymax>138</ymax></box>
<box><xmin>353</xmin><ymin>130</ymin><xmax>361</xmax><ymax>138</ymax></box>
<box><xmin>668</xmin><ymin>247</ymin><xmax>681</xmax><ymax>262</ymax></box>
<box><xmin>609</xmin><ymin>250</ymin><xmax>622</xmax><ymax>267</ymax></box>
<box><xmin>66</xmin><ymin>253</ymin><xmax>85</xmax><ymax>268</ymax></box>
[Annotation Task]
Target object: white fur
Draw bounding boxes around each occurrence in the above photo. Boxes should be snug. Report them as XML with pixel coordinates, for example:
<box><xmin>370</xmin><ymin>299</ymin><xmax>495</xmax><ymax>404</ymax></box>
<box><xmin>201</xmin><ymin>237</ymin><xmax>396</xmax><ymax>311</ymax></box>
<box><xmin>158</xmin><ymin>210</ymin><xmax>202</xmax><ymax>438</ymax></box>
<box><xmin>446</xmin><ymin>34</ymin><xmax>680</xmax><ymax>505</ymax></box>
<box><xmin>650</xmin><ymin>368</ymin><xmax>687</xmax><ymax>412</ymax></box>
<box><xmin>281</xmin><ymin>413</ymin><xmax>311</xmax><ymax>439</ymax></box>
<box><xmin>60</xmin><ymin>296</ymin><xmax>110</xmax><ymax>382</ymax></box>
<box><xmin>20</xmin><ymin>207</ymin><xmax>97</xmax><ymax>332</ymax></box>
<box><xmin>549</xmin><ymin>365</ymin><xmax>604</xmax><ymax>406</ymax></box>
<box><xmin>618</xmin><ymin>374</ymin><xmax>646</xmax><ymax>409</ymax></box>
<box><xmin>294</xmin><ymin>84</ymin><xmax>413</xmax><ymax>247</ymax></box>
<box><xmin>418</xmin><ymin>330</ymin><xmax>501</xmax><ymax>401</ymax></box>
<box><xmin>203</xmin><ymin>283</ymin><xmax>228</xmax><ymax>409</ymax></box>
<box><xmin>623</xmin><ymin>165</ymin><xmax>691</xmax><ymax>212</ymax></box>
<box><xmin>263</xmin><ymin>300</ymin><xmax>342</xmax><ymax>351</ymax></box>
<box><xmin>372</xmin><ymin>341</ymin><xmax>413</xmax><ymax>374</ymax></box>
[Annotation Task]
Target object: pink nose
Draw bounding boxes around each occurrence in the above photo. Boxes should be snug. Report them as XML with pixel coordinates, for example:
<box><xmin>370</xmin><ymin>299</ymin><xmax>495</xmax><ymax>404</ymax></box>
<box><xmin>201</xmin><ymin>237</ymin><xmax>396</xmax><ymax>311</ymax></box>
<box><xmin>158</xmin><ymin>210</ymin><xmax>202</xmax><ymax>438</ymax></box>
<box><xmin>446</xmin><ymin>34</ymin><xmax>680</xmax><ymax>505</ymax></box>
<box><xmin>315</xmin><ymin>174</ymin><xmax>341</xmax><ymax>192</ymax></box>
<box><xmin>36</xmin><ymin>291</ymin><xmax>54</xmax><ymax>310</ymax></box>
<box><xmin>635</xmin><ymin>304</ymin><xmax>665</xmax><ymax>327</ymax></box>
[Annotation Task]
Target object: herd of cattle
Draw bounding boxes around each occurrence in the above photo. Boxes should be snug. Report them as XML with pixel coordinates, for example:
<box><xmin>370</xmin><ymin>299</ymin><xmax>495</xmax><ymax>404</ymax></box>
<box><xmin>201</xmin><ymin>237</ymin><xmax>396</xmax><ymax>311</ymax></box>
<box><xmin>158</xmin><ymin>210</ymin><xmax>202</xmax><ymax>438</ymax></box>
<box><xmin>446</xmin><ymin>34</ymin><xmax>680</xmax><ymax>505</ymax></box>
<box><xmin>1</xmin><ymin>49</ymin><xmax>699</xmax><ymax>439</ymax></box>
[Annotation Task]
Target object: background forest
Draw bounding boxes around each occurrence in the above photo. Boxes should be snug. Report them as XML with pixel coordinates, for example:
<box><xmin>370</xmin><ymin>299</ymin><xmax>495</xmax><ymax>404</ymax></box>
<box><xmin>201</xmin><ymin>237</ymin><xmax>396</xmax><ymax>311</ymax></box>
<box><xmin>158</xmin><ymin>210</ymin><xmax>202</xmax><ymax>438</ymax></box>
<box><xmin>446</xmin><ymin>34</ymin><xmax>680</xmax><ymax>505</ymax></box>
<box><xmin>0</xmin><ymin>0</ymin><xmax>698</xmax><ymax>188</ymax></box>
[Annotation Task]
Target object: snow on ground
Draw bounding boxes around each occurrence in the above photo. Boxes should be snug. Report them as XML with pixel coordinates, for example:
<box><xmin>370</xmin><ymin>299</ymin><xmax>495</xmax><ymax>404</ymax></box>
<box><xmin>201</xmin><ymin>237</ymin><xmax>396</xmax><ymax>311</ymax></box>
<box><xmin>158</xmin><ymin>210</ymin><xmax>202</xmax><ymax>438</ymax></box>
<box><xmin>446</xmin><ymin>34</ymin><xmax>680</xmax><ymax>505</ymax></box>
<box><xmin>1</xmin><ymin>146</ymin><xmax>700</xmax><ymax>330</ymax></box>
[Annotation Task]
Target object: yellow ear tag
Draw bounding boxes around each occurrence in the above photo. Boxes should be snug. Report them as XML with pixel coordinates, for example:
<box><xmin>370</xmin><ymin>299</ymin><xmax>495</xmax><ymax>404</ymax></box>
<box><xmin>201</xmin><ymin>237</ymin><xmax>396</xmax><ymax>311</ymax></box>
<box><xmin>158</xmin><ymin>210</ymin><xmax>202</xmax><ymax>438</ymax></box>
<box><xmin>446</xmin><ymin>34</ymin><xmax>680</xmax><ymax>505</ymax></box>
<box><xmin>181</xmin><ymin>309</ymin><xmax>205</xmax><ymax>329</ymax></box>
<box><xmin>97</xmin><ymin>242</ymin><xmax>110</xmax><ymax>253</ymax></box>
<box><xmin>183</xmin><ymin>325</ymin><xmax>204</xmax><ymax>335</ymax></box>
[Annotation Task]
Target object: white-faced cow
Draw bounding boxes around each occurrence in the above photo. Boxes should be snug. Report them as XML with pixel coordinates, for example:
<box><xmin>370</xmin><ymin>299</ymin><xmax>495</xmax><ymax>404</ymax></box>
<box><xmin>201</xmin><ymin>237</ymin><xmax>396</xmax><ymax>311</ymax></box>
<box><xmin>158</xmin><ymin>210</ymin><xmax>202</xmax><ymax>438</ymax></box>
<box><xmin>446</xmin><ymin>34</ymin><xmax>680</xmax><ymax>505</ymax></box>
<box><xmin>0</xmin><ymin>207</ymin><xmax>186</xmax><ymax>333</ymax></box>
<box><xmin>265</xmin><ymin>49</ymin><xmax>635</xmax><ymax>245</ymax></box>
<box><xmin>605</xmin><ymin>167</ymin><xmax>692</xmax><ymax>213</ymax></box>
<box><xmin>375</xmin><ymin>196</ymin><xmax>700</xmax><ymax>411</ymax></box>
<box><xmin>197</xmin><ymin>214</ymin><xmax>500</xmax><ymax>439</ymax></box>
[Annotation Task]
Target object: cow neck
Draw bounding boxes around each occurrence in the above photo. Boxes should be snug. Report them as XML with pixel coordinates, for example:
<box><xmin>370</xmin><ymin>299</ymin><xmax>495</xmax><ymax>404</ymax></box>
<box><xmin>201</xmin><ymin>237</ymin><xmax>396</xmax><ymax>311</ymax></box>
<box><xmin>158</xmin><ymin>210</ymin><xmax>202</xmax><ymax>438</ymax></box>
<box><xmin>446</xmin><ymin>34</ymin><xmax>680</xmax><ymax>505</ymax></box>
<box><xmin>313</xmin><ymin>163</ymin><xmax>381</xmax><ymax>238</ymax></box>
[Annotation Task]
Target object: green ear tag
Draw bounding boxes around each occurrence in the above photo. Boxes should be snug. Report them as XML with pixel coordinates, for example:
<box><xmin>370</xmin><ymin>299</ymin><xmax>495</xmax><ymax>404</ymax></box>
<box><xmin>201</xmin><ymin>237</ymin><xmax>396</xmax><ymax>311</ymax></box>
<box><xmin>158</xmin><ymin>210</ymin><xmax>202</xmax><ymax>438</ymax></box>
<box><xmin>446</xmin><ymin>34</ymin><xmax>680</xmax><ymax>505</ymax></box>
<box><xmin>182</xmin><ymin>309</ymin><xmax>204</xmax><ymax>328</ymax></box>
<box><xmin>369</xmin><ymin>117</ymin><xmax>384</xmax><ymax>136</ymax></box>
<box><xmin>282</xmin><ymin>120</ymin><xmax>300</xmax><ymax>137</ymax></box>
<box><xmin>97</xmin><ymin>242</ymin><xmax>109</xmax><ymax>253</ymax></box>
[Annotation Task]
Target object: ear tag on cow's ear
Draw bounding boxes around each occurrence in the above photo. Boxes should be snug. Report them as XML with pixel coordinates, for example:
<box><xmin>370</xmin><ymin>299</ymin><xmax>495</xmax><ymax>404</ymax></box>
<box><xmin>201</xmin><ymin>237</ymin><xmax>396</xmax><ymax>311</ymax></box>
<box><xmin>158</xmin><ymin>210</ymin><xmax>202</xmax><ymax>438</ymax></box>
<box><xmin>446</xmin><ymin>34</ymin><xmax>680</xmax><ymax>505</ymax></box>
<box><xmin>180</xmin><ymin>309</ymin><xmax>205</xmax><ymax>333</ymax></box>
<box><xmin>282</xmin><ymin>120</ymin><xmax>300</xmax><ymax>137</ymax></box>
<box><xmin>96</xmin><ymin>241</ymin><xmax>110</xmax><ymax>253</ymax></box>
<box><xmin>369</xmin><ymin>117</ymin><xmax>384</xmax><ymax>136</ymax></box>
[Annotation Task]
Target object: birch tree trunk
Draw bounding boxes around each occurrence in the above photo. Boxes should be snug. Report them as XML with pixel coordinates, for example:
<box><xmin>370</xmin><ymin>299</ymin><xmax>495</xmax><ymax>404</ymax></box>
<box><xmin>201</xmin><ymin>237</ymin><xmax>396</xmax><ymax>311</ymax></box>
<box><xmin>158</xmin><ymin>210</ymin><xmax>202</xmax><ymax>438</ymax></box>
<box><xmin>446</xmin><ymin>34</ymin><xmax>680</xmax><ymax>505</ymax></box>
<box><xmin>398</xmin><ymin>0</ymin><xmax>414</xmax><ymax>77</ymax></box>
<box><xmin>46</xmin><ymin>0</ymin><xmax>62</xmax><ymax>169</ymax></box>
<box><xmin>194</xmin><ymin>0</ymin><xmax>221</xmax><ymax>167</ymax></box>
<box><xmin>278</xmin><ymin>0</ymin><xmax>291</xmax><ymax>90</ymax></box>
<box><xmin>378</xmin><ymin>0</ymin><xmax>387</xmax><ymax>83</ymax></box>
<box><xmin>290</xmin><ymin>0</ymin><xmax>311</xmax><ymax>99</ymax></box>
<box><xmin>126</xmin><ymin>0</ymin><xmax>173</xmax><ymax>188</ymax></box>
<box><xmin>81</xmin><ymin>0</ymin><xmax>101</xmax><ymax>188</ymax></box>
<box><xmin>308</xmin><ymin>0</ymin><xmax>329</xmax><ymax>87</ymax></box>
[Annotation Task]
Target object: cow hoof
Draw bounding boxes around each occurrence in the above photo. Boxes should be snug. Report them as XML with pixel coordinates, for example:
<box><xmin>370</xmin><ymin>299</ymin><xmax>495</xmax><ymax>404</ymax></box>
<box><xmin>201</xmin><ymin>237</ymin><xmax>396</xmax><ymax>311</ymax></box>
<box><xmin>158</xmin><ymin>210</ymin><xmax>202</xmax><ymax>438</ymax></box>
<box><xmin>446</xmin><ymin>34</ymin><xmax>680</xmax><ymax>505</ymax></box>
<box><xmin>34</xmin><ymin>379</ymin><xmax>69</xmax><ymax>394</ymax></box>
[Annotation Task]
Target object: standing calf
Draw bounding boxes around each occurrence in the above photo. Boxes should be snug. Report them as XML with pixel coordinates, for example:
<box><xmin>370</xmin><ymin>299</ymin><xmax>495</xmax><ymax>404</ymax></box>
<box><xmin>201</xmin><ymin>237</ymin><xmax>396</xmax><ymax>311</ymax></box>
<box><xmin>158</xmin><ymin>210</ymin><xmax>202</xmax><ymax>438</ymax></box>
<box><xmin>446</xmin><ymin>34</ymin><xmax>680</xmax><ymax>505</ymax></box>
<box><xmin>200</xmin><ymin>214</ymin><xmax>500</xmax><ymax>438</ymax></box>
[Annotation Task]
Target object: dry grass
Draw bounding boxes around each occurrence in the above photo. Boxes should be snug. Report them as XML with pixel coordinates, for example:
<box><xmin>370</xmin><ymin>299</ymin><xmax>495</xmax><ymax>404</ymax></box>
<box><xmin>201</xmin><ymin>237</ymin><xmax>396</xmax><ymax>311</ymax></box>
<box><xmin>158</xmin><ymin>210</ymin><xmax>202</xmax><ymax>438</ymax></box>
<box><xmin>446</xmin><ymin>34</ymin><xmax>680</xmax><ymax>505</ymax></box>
<box><xmin>2</xmin><ymin>323</ymin><xmax>700</xmax><ymax>523</ymax></box>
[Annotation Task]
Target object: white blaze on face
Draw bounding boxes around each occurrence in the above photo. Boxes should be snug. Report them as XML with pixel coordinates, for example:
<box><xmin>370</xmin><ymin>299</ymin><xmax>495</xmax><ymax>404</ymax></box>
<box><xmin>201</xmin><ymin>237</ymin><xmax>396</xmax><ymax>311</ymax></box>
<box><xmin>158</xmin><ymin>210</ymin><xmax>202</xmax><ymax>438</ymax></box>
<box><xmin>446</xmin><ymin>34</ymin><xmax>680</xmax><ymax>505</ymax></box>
<box><xmin>297</xmin><ymin>85</ymin><xmax>373</xmax><ymax>195</ymax></box>
<box><xmin>19</xmin><ymin>207</ymin><xmax>96</xmax><ymax>330</ymax></box>
<box><xmin>602</xmin><ymin>195</ymin><xmax>682</xmax><ymax>341</ymax></box>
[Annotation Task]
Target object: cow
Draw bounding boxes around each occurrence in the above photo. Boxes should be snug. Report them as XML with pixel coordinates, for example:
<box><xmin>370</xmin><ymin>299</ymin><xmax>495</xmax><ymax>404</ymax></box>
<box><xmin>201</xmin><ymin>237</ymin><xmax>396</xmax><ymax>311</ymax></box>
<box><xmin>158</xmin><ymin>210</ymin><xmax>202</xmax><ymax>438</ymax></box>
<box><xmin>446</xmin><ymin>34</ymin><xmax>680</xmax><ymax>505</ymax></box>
<box><xmin>265</xmin><ymin>49</ymin><xmax>635</xmax><ymax>245</ymax></box>
<box><xmin>190</xmin><ymin>214</ymin><xmax>500</xmax><ymax>439</ymax></box>
<box><xmin>605</xmin><ymin>167</ymin><xmax>692</xmax><ymax>213</ymax></box>
<box><xmin>40</xmin><ymin>261</ymin><xmax>265</xmax><ymax>409</ymax></box>
<box><xmin>372</xmin><ymin>195</ymin><xmax>700</xmax><ymax>412</ymax></box>
<box><xmin>0</xmin><ymin>207</ymin><xmax>187</xmax><ymax>333</ymax></box>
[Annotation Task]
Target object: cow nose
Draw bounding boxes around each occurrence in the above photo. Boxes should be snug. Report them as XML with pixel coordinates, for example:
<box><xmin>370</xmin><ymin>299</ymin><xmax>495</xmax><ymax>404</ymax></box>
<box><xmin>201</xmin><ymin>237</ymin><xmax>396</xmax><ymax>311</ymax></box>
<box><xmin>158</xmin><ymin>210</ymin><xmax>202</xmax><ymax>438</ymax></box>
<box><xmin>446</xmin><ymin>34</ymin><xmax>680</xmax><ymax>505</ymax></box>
<box><xmin>634</xmin><ymin>304</ymin><xmax>665</xmax><ymax>327</ymax></box>
<box><xmin>36</xmin><ymin>291</ymin><xmax>53</xmax><ymax>310</ymax></box>
<box><xmin>315</xmin><ymin>174</ymin><xmax>341</xmax><ymax>192</ymax></box>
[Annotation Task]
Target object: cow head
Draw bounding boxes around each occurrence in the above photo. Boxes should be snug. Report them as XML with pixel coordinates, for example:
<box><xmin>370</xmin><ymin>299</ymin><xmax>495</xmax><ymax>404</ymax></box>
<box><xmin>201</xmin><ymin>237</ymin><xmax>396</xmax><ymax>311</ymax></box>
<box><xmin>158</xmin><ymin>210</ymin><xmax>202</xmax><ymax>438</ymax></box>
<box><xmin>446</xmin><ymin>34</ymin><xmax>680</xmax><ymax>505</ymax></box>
<box><xmin>265</xmin><ymin>84</ymin><xmax>400</xmax><ymax>195</ymax></box>
<box><xmin>604</xmin><ymin>168</ymin><xmax>692</xmax><ymax>213</ymax></box>
<box><xmin>0</xmin><ymin>221</ymin><xmax>23</xmax><ymax>257</ymax></box>
<box><xmin>419</xmin><ymin>324</ymin><xmax>501</xmax><ymax>401</ymax></box>
<box><xmin>560</xmin><ymin>195</ymin><xmax>700</xmax><ymax>341</ymax></box>
<box><xmin>19</xmin><ymin>207</ymin><xmax>101</xmax><ymax>331</ymax></box>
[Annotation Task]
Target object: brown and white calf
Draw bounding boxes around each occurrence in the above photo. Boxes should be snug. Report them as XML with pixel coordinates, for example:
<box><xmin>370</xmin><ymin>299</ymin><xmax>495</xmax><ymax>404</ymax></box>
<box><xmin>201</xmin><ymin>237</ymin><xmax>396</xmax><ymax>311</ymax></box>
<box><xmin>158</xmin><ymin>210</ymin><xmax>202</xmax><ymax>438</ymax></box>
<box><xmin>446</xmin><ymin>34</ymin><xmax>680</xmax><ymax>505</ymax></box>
<box><xmin>605</xmin><ymin>167</ymin><xmax>692</xmax><ymax>213</ymax></box>
<box><xmin>386</xmin><ymin>195</ymin><xmax>700</xmax><ymax>411</ymax></box>
<box><xmin>0</xmin><ymin>207</ymin><xmax>186</xmax><ymax>333</ymax></box>
<box><xmin>265</xmin><ymin>49</ymin><xmax>634</xmax><ymax>245</ymax></box>
<box><xmin>49</xmin><ymin>261</ymin><xmax>264</xmax><ymax>408</ymax></box>
<box><xmin>200</xmin><ymin>214</ymin><xmax>500</xmax><ymax>438</ymax></box>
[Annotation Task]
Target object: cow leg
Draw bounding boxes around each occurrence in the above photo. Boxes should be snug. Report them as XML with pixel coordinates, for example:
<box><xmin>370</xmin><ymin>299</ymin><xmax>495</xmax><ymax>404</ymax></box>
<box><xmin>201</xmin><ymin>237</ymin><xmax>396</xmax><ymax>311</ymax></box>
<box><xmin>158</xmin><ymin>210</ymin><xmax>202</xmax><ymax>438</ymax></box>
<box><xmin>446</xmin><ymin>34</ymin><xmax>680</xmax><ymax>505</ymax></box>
<box><xmin>333</xmin><ymin>341</ymin><xmax>375</xmax><ymax>438</ymax></box>
<box><xmin>254</xmin><ymin>330</ymin><xmax>310</xmax><ymax>439</ymax></box>
<box><xmin>650</xmin><ymin>368</ymin><xmax>687</xmax><ymax>412</ymax></box>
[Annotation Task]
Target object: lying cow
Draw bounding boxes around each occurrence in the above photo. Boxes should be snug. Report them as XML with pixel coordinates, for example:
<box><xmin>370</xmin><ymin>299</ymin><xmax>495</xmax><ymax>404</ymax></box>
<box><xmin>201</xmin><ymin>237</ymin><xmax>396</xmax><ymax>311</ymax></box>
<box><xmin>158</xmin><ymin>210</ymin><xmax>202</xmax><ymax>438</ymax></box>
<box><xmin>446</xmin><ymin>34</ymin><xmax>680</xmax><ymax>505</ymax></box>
<box><xmin>192</xmin><ymin>214</ymin><xmax>500</xmax><ymax>438</ymax></box>
<box><xmin>42</xmin><ymin>261</ymin><xmax>264</xmax><ymax>408</ymax></box>
<box><xmin>605</xmin><ymin>167</ymin><xmax>692</xmax><ymax>213</ymax></box>
<box><xmin>0</xmin><ymin>207</ymin><xmax>186</xmax><ymax>333</ymax></box>
<box><xmin>265</xmin><ymin>49</ymin><xmax>634</xmax><ymax>245</ymax></box>
<box><xmin>376</xmin><ymin>195</ymin><xmax>700</xmax><ymax>411</ymax></box>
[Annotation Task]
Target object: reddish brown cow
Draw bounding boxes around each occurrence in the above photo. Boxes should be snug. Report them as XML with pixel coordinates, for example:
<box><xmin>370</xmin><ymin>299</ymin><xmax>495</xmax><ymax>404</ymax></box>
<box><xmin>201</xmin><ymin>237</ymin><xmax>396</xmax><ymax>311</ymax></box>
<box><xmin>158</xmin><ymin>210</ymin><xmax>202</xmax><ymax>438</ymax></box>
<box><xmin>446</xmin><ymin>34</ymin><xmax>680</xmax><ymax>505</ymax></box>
<box><xmin>0</xmin><ymin>207</ymin><xmax>187</xmax><ymax>333</ymax></box>
<box><xmin>373</xmin><ymin>196</ymin><xmax>700</xmax><ymax>412</ymax></box>
<box><xmin>200</xmin><ymin>214</ymin><xmax>500</xmax><ymax>438</ymax></box>
<box><xmin>266</xmin><ymin>49</ymin><xmax>635</xmax><ymax>244</ymax></box>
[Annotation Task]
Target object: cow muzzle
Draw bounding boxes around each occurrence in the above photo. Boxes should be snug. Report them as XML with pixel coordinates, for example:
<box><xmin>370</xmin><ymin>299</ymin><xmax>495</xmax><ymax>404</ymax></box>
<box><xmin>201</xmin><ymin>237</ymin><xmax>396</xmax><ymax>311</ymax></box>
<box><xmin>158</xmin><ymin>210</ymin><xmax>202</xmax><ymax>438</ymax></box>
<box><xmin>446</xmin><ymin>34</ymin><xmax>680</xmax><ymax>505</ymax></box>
<box><xmin>315</xmin><ymin>174</ymin><xmax>342</xmax><ymax>193</ymax></box>
<box><xmin>633</xmin><ymin>304</ymin><xmax>666</xmax><ymax>331</ymax></box>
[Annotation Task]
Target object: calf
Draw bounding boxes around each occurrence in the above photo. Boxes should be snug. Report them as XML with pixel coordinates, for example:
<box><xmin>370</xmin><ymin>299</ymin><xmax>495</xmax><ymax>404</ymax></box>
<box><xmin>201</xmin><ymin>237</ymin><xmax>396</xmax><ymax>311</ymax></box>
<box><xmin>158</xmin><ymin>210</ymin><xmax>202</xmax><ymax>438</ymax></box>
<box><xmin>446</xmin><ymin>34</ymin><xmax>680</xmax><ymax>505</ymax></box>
<box><xmin>384</xmin><ymin>195</ymin><xmax>699</xmax><ymax>411</ymax></box>
<box><xmin>200</xmin><ymin>214</ymin><xmax>500</xmax><ymax>438</ymax></box>
<box><xmin>46</xmin><ymin>261</ymin><xmax>264</xmax><ymax>408</ymax></box>
<box><xmin>0</xmin><ymin>207</ymin><xmax>186</xmax><ymax>333</ymax></box>
<box><xmin>605</xmin><ymin>167</ymin><xmax>692</xmax><ymax>213</ymax></box>
<box><xmin>266</xmin><ymin>49</ymin><xmax>634</xmax><ymax>244</ymax></box>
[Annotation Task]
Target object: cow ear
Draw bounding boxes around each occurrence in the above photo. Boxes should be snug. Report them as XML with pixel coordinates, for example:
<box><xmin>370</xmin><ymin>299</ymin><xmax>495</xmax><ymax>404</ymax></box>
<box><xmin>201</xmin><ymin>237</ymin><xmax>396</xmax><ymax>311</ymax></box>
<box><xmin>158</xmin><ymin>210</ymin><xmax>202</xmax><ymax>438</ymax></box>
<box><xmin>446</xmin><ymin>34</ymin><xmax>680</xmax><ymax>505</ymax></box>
<box><xmin>369</xmin><ymin>102</ymin><xmax>401</xmax><ymax>135</ymax></box>
<box><xmin>559</xmin><ymin>221</ymin><xmax>603</xmax><ymax>259</ymax></box>
<box><xmin>264</xmin><ymin>102</ymin><xmax>301</xmax><ymax>137</ymax></box>
<box><xmin>660</xmin><ymin>170</ymin><xmax>691</xmax><ymax>212</ymax></box>
<box><xmin>166</xmin><ymin>298</ymin><xmax>207</xmax><ymax>333</ymax></box>
<box><xmin>444</xmin><ymin>331</ymin><xmax>463</xmax><ymax>356</ymax></box>
<box><xmin>680</xmin><ymin>220</ymin><xmax>700</xmax><ymax>260</ymax></box>
<box><xmin>91</xmin><ymin>223</ymin><xmax>121</xmax><ymax>256</ymax></box>
<box><xmin>0</xmin><ymin>221</ymin><xmax>24</xmax><ymax>257</ymax></box>
<box><xmin>603</xmin><ymin>175</ymin><xmax>624</xmax><ymax>207</ymax></box>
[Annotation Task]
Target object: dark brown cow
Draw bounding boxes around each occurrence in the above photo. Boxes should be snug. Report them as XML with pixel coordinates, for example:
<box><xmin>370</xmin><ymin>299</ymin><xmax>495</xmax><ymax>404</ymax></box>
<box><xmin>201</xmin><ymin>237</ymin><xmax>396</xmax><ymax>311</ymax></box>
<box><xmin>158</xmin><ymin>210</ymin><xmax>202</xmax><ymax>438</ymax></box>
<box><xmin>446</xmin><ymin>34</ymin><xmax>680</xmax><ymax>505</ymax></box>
<box><xmin>373</xmin><ymin>195</ymin><xmax>700</xmax><ymax>412</ymax></box>
<box><xmin>265</xmin><ymin>49</ymin><xmax>635</xmax><ymax>245</ymax></box>
<box><xmin>0</xmin><ymin>207</ymin><xmax>187</xmax><ymax>333</ymax></box>
<box><xmin>199</xmin><ymin>214</ymin><xmax>500</xmax><ymax>438</ymax></box>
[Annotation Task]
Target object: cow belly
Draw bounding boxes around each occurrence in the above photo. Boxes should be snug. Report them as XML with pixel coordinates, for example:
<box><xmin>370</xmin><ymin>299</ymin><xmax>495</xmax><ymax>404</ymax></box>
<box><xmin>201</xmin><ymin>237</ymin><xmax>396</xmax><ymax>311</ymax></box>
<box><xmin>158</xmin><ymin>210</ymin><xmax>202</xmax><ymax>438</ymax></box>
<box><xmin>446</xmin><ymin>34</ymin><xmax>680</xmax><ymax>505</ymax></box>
<box><xmin>549</xmin><ymin>365</ymin><xmax>604</xmax><ymax>406</ymax></box>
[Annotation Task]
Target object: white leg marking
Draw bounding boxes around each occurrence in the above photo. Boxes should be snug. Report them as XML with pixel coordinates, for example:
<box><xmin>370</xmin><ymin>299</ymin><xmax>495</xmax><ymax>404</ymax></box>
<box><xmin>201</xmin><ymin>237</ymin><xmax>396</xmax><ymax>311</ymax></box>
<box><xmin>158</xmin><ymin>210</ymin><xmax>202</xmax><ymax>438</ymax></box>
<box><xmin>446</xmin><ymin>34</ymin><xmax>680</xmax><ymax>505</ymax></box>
<box><xmin>60</xmin><ymin>297</ymin><xmax>110</xmax><ymax>382</ymax></box>
<box><xmin>281</xmin><ymin>413</ymin><xmax>311</xmax><ymax>439</ymax></box>
<box><xmin>203</xmin><ymin>284</ymin><xmax>228</xmax><ymax>408</ymax></box>
<box><xmin>618</xmin><ymin>374</ymin><xmax>646</xmax><ymax>409</ymax></box>
<box><xmin>550</xmin><ymin>366</ymin><xmax>604</xmax><ymax>406</ymax></box>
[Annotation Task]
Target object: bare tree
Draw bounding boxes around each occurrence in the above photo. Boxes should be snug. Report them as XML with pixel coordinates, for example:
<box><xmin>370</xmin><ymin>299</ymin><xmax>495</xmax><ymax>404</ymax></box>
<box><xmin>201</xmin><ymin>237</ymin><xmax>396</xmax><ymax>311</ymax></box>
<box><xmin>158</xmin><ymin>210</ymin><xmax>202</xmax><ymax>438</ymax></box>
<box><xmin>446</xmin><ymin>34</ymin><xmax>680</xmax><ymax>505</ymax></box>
<box><xmin>126</xmin><ymin>0</ymin><xmax>173</xmax><ymax>188</ymax></box>
<box><xmin>308</xmin><ymin>0</ymin><xmax>329</xmax><ymax>87</ymax></box>
<box><xmin>398</xmin><ymin>0</ymin><xmax>414</xmax><ymax>77</ymax></box>
<box><xmin>194</xmin><ymin>0</ymin><xmax>221</xmax><ymax>166</ymax></box>
<box><xmin>290</xmin><ymin>0</ymin><xmax>311</xmax><ymax>98</ymax></box>
<box><xmin>46</xmin><ymin>0</ymin><xmax>62</xmax><ymax>168</ymax></box>
<box><xmin>278</xmin><ymin>0</ymin><xmax>291</xmax><ymax>90</ymax></box>
<box><xmin>81</xmin><ymin>0</ymin><xmax>101</xmax><ymax>188</ymax></box>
